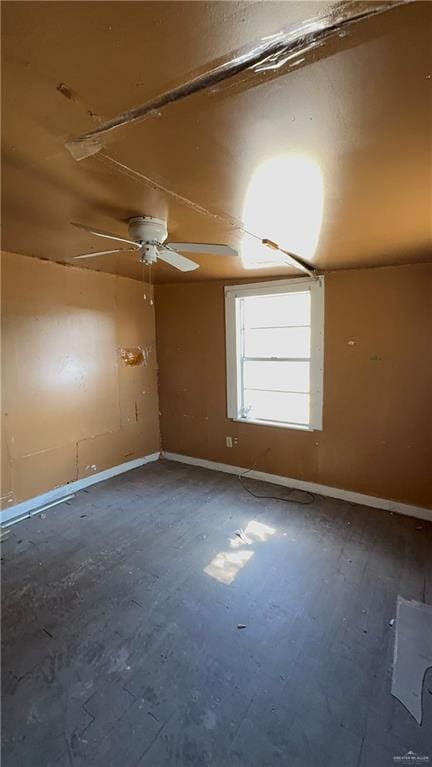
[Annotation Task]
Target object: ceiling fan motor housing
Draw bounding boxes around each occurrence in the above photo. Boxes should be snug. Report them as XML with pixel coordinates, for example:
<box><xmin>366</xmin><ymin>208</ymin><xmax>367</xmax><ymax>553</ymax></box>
<box><xmin>128</xmin><ymin>216</ymin><xmax>168</xmax><ymax>264</ymax></box>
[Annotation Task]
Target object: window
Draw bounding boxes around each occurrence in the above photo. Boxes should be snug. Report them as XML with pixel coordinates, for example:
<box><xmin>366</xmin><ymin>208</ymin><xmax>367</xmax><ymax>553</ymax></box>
<box><xmin>225</xmin><ymin>277</ymin><xmax>324</xmax><ymax>430</ymax></box>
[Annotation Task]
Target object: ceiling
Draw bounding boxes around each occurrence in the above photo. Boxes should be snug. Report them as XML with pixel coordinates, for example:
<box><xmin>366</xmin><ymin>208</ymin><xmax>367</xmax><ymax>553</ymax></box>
<box><xmin>2</xmin><ymin>1</ymin><xmax>431</xmax><ymax>283</ymax></box>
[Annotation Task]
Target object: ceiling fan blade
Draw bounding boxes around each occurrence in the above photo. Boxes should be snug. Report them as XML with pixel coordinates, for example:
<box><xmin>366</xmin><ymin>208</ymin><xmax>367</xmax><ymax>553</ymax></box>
<box><xmin>158</xmin><ymin>247</ymin><xmax>199</xmax><ymax>272</ymax></box>
<box><xmin>73</xmin><ymin>249</ymin><xmax>130</xmax><ymax>260</ymax></box>
<box><xmin>71</xmin><ymin>222</ymin><xmax>140</xmax><ymax>249</ymax></box>
<box><xmin>166</xmin><ymin>242</ymin><xmax>238</xmax><ymax>257</ymax></box>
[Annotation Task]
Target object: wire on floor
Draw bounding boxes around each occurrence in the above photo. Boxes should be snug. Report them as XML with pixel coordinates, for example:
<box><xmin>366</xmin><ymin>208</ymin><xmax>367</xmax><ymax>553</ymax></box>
<box><xmin>238</xmin><ymin>448</ymin><xmax>315</xmax><ymax>506</ymax></box>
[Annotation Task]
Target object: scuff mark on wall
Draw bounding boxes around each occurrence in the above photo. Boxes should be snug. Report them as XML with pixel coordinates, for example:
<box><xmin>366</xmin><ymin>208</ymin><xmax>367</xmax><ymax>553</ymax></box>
<box><xmin>1</xmin><ymin>492</ymin><xmax>15</xmax><ymax>506</ymax></box>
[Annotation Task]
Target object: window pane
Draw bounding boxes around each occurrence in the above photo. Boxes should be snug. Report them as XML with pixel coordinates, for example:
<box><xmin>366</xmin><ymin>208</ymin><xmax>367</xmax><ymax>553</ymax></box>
<box><xmin>243</xmin><ymin>360</ymin><xmax>310</xmax><ymax>393</ymax></box>
<box><xmin>243</xmin><ymin>390</ymin><xmax>309</xmax><ymax>424</ymax></box>
<box><xmin>244</xmin><ymin>326</ymin><xmax>310</xmax><ymax>358</ymax></box>
<box><xmin>243</xmin><ymin>292</ymin><xmax>310</xmax><ymax>329</ymax></box>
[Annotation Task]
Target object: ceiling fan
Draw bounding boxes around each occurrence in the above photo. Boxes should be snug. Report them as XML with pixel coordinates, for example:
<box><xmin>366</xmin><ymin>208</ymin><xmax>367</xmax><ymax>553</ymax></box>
<box><xmin>71</xmin><ymin>216</ymin><xmax>238</xmax><ymax>272</ymax></box>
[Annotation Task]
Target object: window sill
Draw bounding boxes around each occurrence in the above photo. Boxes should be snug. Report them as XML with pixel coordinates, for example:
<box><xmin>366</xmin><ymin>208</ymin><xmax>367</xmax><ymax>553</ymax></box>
<box><xmin>231</xmin><ymin>417</ymin><xmax>314</xmax><ymax>432</ymax></box>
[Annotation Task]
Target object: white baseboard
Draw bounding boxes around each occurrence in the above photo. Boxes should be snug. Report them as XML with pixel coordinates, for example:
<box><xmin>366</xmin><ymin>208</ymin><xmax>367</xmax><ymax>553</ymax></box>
<box><xmin>1</xmin><ymin>452</ymin><xmax>160</xmax><ymax>527</ymax></box>
<box><xmin>163</xmin><ymin>452</ymin><xmax>432</xmax><ymax>523</ymax></box>
<box><xmin>3</xmin><ymin>449</ymin><xmax>430</xmax><ymax>528</ymax></box>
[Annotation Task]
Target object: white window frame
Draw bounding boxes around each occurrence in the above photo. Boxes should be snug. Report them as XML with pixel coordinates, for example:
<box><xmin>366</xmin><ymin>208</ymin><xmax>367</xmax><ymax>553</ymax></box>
<box><xmin>225</xmin><ymin>276</ymin><xmax>324</xmax><ymax>431</ymax></box>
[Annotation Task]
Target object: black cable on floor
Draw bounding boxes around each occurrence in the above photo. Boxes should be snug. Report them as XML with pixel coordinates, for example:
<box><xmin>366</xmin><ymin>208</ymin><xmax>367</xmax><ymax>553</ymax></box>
<box><xmin>238</xmin><ymin>448</ymin><xmax>315</xmax><ymax>506</ymax></box>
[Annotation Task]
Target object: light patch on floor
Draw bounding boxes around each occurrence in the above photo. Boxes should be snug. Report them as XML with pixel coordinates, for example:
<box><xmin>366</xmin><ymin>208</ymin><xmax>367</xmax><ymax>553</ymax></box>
<box><xmin>244</xmin><ymin>520</ymin><xmax>275</xmax><ymax>541</ymax></box>
<box><xmin>203</xmin><ymin>549</ymin><xmax>254</xmax><ymax>585</ymax></box>
<box><xmin>204</xmin><ymin>519</ymin><xmax>275</xmax><ymax>584</ymax></box>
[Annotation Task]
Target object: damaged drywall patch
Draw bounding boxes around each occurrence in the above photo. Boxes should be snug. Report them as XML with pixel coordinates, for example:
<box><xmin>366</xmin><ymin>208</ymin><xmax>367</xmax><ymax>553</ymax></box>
<box><xmin>119</xmin><ymin>346</ymin><xmax>151</xmax><ymax>367</ymax></box>
<box><xmin>391</xmin><ymin>596</ymin><xmax>432</xmax><ymax>725</ymax></box>
<box><xmin>65</xmin><ymin>0</ymin><xmax>412</xmax><ymax>160</ymax></box>
<box><xmin>120</xmin><ymin>347</ymin><xmax>145</xmax><ymax>366</ymax></box>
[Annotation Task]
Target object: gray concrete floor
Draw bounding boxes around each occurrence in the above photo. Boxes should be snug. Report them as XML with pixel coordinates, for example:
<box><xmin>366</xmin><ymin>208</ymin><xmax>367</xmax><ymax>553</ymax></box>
<box><xmin>2</xmin><ymin>459</ymin><xmax>432</xmax><ymax>766</ymax></box>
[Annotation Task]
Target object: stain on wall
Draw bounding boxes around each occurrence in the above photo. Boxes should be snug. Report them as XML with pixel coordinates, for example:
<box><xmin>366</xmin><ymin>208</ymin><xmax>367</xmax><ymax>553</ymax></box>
<box><xmin>155</xmin><ymin>263</ymin><xmax>432</xmax><ymax>509</ymax></box>
<box><xmin>119</xmin><ymin>346</ymin><xmax>149</xmax><ymax>367</ymax></box>
<box><xmin>1</xmin><ymin>251</ymin><xmax>160</xmax><ymax>507</ymax></box>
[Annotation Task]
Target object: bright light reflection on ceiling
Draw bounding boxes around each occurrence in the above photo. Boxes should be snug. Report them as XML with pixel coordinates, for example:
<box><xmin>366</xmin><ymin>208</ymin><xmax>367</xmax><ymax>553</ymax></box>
<box><xmin>204</xmin><ymin>520</ymin><xmax>276</xmax><ymax>585</ymax></box>
<box><xmin>241</xmin><ymin>153</ymin><xmax>324</xmax><ymax>269</ymax></box>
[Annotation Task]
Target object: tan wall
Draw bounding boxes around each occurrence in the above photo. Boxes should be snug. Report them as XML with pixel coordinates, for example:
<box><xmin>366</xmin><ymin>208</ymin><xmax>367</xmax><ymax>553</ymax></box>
<box><xmin>1</xmin><ymin>251</ymin><xmax>160</xmax><ymax>508</ymax></box>
<box><xmin>155</xmin><ymin>263</ymin><xmax>432</xmax><ymax>509</ymax></box>
<box><xmin>2</xmin><ymin>254</ymin><xmax>430</xmax><ymax>511</ymax></box>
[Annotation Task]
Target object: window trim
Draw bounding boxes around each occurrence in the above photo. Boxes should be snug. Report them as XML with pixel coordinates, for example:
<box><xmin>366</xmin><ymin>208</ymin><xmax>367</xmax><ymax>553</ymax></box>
<box><xmin>225</xmin><ymin>277</ymin><xmax>324</xmax><ymax>431</ymax></box>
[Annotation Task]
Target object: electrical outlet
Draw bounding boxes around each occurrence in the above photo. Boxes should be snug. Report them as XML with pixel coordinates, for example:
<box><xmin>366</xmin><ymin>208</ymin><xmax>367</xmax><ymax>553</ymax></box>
<box><xmin>233</xmin><ymin>437</ymin><xmax>239</xmax><ymax>445</ymax></box>
<box><xmin>226</xmin><ymin>436</ymin><xmax>233</xmax><ymax>448</ymax></box>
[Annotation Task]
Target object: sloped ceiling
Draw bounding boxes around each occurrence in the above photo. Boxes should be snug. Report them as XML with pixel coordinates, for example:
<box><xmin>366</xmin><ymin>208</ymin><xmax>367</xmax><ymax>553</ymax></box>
<box><xmin>1</xmin><ymin>1</ymin><xmax>431</xmax><ymax>283</ymax></box>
